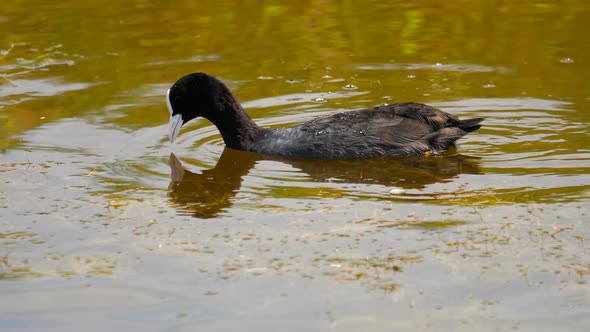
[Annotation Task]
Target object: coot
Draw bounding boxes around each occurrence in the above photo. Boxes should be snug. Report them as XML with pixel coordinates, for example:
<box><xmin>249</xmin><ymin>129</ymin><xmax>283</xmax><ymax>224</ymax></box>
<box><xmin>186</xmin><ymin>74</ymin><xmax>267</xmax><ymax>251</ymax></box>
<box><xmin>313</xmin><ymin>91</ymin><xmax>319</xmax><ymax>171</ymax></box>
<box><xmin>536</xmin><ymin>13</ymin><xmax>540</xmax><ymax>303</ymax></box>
<box><xmin>166</xmin><ymin>73</ymin><xmax>482</xmax><ymax>159</ymax></box>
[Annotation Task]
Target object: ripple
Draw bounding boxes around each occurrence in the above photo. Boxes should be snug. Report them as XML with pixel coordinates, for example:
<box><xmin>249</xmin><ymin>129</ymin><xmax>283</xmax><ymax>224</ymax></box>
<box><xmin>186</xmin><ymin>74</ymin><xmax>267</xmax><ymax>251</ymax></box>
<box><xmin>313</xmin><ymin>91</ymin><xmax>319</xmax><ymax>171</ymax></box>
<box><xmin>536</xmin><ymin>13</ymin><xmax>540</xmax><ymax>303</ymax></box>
<box><xmin>241</xmin><ymin>91</ymin><xmax>367</xmax><ymax>109</ymax></box>
<box><xmin>357</xmin><ymin>63</ymin><xmax>510</xmax><ymax>73</ymax></box>
<box><xmin>144</xmin><ymin>54</ymin><xmax>221</xmax><ymax>66</ymax></box>
<box><xmin>0</xmin><ymin>43</ymin><xmax>81</xmax><ymax>76</ymax></box>
<box><xmin>0</xmin><ymin>79</ymin><xmax>92</xmax><ymax>98</ymax></box>
<box><xmin>432</xmin><ymin>97</ymin><xmax>571</xmax><ymax>112</ymax></box>
<box><xmin>169</xmin><ymin>122</ymin><xmax>226</xmax><ymax>165</ymax></box>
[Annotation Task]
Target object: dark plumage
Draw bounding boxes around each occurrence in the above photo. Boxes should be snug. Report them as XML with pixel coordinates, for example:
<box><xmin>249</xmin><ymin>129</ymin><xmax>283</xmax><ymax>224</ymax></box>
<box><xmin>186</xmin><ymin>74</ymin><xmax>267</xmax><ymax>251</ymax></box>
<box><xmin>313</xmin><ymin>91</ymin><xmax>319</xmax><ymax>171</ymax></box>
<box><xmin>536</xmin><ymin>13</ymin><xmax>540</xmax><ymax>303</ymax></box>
<box><xmin>166</xmin><ymin>72</ymin><xmax>483</xmax><ymax>159</ymax></box>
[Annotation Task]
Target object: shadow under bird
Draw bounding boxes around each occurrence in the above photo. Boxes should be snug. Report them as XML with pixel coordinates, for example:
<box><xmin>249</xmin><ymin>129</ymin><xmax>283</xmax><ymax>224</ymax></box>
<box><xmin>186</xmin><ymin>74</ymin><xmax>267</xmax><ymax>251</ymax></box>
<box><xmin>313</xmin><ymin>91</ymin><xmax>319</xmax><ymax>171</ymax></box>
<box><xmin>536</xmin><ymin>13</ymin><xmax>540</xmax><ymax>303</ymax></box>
<box><xmin>166</xmin><ymin>72</ymin><xmax>483</xmax><ymax>159</ymax></box>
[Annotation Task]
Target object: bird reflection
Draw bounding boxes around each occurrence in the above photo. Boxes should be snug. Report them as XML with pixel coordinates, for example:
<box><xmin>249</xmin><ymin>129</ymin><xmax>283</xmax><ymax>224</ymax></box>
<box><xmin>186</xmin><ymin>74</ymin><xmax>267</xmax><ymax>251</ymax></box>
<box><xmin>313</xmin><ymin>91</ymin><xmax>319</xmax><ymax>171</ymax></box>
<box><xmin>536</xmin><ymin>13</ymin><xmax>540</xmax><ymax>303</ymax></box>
<box><xmin>168</xmin><ymin>149</ymin><xmax>257</xmax><ymax>219</ymax></box>
<box><xmin>168</xmin><ymin>148</ymin><xmax>481</xmax><ymax>219</ymax></box>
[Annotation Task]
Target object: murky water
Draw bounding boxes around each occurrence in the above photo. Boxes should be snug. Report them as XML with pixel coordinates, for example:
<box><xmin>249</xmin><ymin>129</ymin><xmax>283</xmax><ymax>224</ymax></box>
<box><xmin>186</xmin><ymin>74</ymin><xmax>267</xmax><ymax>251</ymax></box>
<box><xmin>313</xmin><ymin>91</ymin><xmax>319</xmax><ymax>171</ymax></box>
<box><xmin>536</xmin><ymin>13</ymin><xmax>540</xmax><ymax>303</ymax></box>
<box><xmin>1</xmin><ymin>1</ymin><xmax>589</xmax><ymax>331</ymax></box>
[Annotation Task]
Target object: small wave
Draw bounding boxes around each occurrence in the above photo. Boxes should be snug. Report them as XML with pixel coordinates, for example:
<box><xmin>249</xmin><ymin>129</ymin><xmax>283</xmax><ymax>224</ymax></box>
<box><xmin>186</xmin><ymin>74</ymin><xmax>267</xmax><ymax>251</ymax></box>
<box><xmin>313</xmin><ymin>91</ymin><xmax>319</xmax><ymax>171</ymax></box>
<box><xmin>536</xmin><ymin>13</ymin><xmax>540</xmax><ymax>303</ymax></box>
<box><xmin>433</xmin><ymin>97</ymin><xmax>571</xmax><ymax>112</ymax></box>
<box><xmin>357</xmin><ymin>63</ymin><xmax>510</xmax><ymax>73</ymax></box>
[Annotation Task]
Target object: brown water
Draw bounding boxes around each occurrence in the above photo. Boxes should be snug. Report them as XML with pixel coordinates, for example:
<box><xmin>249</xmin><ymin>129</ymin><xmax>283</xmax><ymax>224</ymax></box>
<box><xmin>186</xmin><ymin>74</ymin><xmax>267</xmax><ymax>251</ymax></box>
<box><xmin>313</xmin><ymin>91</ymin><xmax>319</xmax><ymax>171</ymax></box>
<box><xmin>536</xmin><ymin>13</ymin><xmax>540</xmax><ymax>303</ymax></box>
<box><xmin>1</xmin><ymin>1</ymin><xmax>589</xmax><ymax>331</ymax></box>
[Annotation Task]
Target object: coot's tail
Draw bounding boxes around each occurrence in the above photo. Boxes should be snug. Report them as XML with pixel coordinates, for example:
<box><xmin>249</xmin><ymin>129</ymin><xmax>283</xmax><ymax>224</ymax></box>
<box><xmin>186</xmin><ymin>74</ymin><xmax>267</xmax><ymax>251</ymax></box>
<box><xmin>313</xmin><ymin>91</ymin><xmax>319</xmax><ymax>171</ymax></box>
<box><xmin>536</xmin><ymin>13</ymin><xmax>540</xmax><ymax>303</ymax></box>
<box><xmin>422</xmin><ymin>117</ymin><xmax>483</xmax><ymax>154</ymax></box>
<box><xmin>457</xmin><ymin>118</ymin><xmax>484</xmax><ymax>132</ymax></box>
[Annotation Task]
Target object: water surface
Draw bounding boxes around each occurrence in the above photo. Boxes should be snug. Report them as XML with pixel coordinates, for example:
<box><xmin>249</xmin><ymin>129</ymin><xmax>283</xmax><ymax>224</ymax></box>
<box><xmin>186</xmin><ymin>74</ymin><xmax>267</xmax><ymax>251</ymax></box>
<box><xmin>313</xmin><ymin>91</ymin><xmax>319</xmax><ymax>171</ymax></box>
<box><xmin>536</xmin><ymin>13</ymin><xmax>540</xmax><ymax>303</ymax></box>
<box><xmin>1</xmin><ymin>1</ymin><xmax>589</xmax><ymax>331</ymax></box>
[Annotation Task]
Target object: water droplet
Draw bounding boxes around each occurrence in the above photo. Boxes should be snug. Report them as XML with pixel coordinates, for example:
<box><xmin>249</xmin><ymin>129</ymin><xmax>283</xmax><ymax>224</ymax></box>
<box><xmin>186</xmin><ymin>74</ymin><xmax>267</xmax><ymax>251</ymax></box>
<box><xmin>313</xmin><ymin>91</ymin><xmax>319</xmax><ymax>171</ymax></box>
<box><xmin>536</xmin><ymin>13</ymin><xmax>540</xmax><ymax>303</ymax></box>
<box><xmin>407</xmin><ymin>74</ymin><xmax>416</xmax><ymax>79</ymax></box>
<box><xmin>560</xmin><ymin>57</ymin><xmax>574</xmax><ymax>64</ymax></box>
<box><xmin>313</xmin><ymin>97</ymin><xmax>327</xmax><ymax>103</ymax></box>
<box><xmin>343</xmin><ymin>84</ymin><xmax>357</xmax><ymax>90</ymax></box>
<box><xmin>40</xmin><ymin>116</ymin><xmax>45</xmax><ymax>120</ymax></box>
<box><xmin>483</xmin><ymin>83</ymin><xmax>496</xmax><ymax>88</ymax></box>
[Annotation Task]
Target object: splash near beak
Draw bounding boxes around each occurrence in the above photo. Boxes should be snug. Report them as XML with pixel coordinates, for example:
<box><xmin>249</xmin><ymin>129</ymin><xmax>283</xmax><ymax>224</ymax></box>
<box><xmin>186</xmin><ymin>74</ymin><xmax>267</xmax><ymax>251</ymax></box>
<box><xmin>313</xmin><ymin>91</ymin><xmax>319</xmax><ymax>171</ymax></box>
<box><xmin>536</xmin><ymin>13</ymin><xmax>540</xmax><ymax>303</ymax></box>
<box><xmin>167</xmin><ymin>88</ymin><xmax>183</xmax><ymax>143</ymax></box>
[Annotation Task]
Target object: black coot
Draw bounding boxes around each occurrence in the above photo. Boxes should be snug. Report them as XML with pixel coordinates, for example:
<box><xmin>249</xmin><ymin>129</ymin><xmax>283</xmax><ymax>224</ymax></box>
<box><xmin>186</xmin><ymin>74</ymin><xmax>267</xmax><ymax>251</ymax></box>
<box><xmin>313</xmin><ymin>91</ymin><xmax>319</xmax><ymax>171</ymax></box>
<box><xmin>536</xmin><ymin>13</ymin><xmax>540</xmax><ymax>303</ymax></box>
<box><xmin>166</xmin><ymin>73</ymin><xmax>482</xmax><ymax>159</ymax></box>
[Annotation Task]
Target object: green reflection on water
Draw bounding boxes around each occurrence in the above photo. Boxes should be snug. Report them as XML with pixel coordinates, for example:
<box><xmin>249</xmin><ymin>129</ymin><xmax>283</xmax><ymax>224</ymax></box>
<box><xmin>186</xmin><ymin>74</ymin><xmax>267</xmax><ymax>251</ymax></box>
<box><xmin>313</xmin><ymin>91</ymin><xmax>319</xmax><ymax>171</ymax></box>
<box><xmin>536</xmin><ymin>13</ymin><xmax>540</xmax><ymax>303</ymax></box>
<box><xmin>2</xmin><ymin>0</ymin><xmax>590</xmax><ymax>141</ymax></box>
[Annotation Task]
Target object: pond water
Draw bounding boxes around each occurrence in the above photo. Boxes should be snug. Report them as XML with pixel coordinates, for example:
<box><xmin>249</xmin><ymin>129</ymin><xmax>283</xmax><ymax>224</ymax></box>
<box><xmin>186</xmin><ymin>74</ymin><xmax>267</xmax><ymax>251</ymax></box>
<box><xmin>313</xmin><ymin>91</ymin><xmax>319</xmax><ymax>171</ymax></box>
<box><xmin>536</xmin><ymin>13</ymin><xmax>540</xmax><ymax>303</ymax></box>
<box><xmin>1</xmin><ymin>1</ymin><xmax>589</xmax><ymax>331</ymax></box>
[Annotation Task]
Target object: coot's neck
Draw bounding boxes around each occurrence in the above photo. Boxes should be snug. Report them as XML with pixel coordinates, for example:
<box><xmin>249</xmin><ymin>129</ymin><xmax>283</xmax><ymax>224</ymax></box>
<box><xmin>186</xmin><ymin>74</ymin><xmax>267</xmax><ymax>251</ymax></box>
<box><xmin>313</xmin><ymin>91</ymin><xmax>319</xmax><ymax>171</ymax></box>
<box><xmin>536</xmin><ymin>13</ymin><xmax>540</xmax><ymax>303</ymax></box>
<box><xmin>205</xmin><ymin>98</ymin><xmax>261</xmax><ymax>151</ymax></box>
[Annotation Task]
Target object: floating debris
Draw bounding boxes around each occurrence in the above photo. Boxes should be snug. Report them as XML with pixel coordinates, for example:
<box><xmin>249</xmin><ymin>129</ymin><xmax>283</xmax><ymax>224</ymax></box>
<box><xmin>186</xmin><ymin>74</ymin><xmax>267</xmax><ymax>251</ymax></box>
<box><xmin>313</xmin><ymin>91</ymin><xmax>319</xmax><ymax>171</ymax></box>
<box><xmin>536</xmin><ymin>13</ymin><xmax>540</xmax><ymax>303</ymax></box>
<box><xmin>312</xmin><ymin>97</ymin><xmax>327</xmax><ymax>103</ymax></box>
<box><xmin>343</xmin><ymin>84</ymin><xmax>357</xmax><ymax>90</ymax></box>
<box><xmin>389</xmin><ymin>188</ymin><xmax>406</xmax><ymax>195</ymax></box>
<box><xmin>560</xmin><ymin>57</ymin><xmax>575</xmax><ymax>64</ymax></box>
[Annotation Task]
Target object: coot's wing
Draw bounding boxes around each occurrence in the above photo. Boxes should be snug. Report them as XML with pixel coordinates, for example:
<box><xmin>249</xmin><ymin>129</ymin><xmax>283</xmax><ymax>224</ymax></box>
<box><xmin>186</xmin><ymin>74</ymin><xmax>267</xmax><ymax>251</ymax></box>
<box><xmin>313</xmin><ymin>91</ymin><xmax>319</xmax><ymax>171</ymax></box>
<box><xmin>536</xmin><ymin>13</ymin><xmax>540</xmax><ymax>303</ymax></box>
<box><xmin>299</xmin><ymin>103</ymin><xmax>449</xmax><ymax>144</ymax></box>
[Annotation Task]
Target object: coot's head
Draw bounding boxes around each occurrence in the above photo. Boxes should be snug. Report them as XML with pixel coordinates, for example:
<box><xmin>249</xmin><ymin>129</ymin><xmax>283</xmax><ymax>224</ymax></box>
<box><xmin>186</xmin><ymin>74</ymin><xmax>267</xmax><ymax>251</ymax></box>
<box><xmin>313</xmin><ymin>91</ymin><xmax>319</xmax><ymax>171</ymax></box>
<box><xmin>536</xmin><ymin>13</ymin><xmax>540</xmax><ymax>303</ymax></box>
<box><xmin>167</xmin><ymin>72</ymin><xmax>233</xmax><ymax>143</ymax></box>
